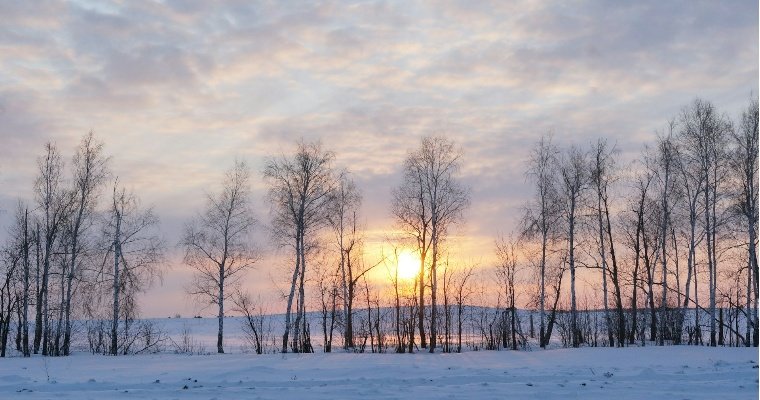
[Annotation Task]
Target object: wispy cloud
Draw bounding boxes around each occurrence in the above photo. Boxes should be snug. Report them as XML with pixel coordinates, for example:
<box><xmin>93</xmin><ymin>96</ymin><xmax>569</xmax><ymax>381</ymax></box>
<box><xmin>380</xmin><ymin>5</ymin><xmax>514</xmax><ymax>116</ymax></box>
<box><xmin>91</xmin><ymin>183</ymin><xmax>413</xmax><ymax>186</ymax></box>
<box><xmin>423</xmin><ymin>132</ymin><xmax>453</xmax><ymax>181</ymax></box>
<box><xmin>0</xmin><ymin>0</ymin><xmax>756</xmax><ymax>316</ymax></box>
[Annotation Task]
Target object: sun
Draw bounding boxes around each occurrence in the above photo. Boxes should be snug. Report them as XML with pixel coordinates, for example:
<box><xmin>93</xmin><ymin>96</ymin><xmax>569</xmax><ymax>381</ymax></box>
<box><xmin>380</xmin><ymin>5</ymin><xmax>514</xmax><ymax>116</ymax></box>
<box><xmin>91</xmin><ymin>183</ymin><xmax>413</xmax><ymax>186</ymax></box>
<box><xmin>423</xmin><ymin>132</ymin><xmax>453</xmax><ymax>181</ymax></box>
<box><xmin>396</xmin><ymin>250</ymin><xmax>420</xmax><ymax>280</ymax></box>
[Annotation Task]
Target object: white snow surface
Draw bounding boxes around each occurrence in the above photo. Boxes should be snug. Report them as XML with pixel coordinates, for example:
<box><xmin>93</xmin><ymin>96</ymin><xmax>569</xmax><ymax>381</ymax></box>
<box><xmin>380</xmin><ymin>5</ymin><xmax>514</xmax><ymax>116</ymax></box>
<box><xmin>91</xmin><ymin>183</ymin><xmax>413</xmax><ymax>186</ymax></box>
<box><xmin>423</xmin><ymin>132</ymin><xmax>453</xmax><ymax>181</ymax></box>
<box><xmin>0</xmin><ymin>346</ymin><xmax>757</xmax><ymax>399</ymax></box>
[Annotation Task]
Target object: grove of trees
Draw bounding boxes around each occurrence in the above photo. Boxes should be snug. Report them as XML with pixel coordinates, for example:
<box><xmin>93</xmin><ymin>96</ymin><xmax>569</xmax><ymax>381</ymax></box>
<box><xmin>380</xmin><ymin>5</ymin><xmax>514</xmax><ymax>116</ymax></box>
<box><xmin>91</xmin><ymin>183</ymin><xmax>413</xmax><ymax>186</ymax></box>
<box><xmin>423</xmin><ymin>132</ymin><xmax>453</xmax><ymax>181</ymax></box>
<box><xmin>0</xmin><ymin>95</ymin><xmax>756</xmax><ymax>357</ymax></box>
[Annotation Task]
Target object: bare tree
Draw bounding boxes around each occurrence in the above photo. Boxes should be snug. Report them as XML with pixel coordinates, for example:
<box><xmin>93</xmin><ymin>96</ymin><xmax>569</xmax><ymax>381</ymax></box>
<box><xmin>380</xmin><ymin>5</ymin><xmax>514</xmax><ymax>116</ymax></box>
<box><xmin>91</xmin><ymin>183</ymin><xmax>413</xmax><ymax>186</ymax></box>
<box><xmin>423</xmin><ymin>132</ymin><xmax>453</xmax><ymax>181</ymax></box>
<box><xmin>2</xmin><ymin>204</ymin><xmax>34</xmax><ymax>357</ymax></box>
<box><xmin>453</xmin><ymin>265</ymin><xmax>474</xmax><ymax>352</ymax></box>
<box><xmin>264</xmin><ymin>140</ymin><xmax>335</xmax><ymax>353</ymax></box>
<box><xmin>33</xmin><ymin>142</ymin><xmax>71</xmax><ymax>355</ymax></box>
<box><xmin>182</xmin><ymin>161</ymin><xmax>258</xmax><ymax>354</ymax></box>
<box><xmin>232</xmin><ymin>290</ymin><xmax>269</xmax><ymax>354</ymax></box>
<box><xmin>61</xmin><ymin>132</ymin><xmax>108</xmax><ymax>355</ymax></box>
<box><xmin>730</xmin><ymin>96</ymin><xmax>759</xmax><ymax>346</ymax></box>
<box><xmin>558</xmin><ymin>145</ymin><xmax>589</xmax><ymax>348</ymax></box>
<box><xmin>601</xmin><ymin>142</ymin><xmax>624</xmax><ymax>347</ymax></box>
<box><xmin>0</xmin><ymin>240</ymin><xmax>20</xmax><ymax>357</ymax></box>
<box><xmin>495</xmin><ymin>235</ymin><xmax>520</xmax><ymax>350</ymax></box>
<box><xmin>314</xmin><ymin>255</ymin><xmax>340</xmax><ymax>352</ymax></box>
<box><xmin>672</xmin><ymin>129</ymin><xmax>706</xmax><ymax>344</ymax></box>
<box><xmin>522</xmin><ymin>135</ymin><xmax>560</xmax><ymax>349</ymax></box>
<box><xmin>326</xmin><ymin>171</ymin><xmax>362</xmax><ymax>349</ymax></box>
<box><xmin>20</xmin><ymin>206</ymin><xmax>32</xmax><ymax>357</ymax></box>
<box><xmin>103</xmin><ymin>180</ymin><xmax>164</xmax><ymax>355</ymax></box>
<box><xmin>385</xmin><ymin>244</ymin><xmax>416</xmax><ymax>353</ymax></box>
<box><xmin>654</xmin><ymin>127</ymin><xmax>676</xmax><ymax>346</ymax></box>
<box><xmin>679</xmin><ymin>98</ymin><xmax>732</xmax><ymax>346</ymax></box>
<box><xmin>641</xmin><ymin>152</ymin><xmax>664</xmax><ymax>343</ymax></box>
<box><xmin>392</xmin><ymin>135</ymin><xmax>470</xmax><ymax>352</ymax></box>
<box><xmin>622</xmin><ymin>168</ymin><xmax>654</xmax><ymax>345</ymax></box>
<box><xmin>590</xmin><ymin>138</ymin><xmax>624</xmax><ymax>347</ymax></box>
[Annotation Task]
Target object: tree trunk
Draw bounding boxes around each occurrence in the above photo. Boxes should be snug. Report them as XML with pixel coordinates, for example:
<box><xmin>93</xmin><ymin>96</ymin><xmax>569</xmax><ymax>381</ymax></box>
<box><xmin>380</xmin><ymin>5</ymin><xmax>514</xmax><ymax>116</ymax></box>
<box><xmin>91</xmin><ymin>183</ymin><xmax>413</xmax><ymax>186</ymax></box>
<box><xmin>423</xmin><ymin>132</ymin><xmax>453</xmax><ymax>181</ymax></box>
<box><xmin>281</xmin><ymin>230</ymin><xmax>301</xmax><ymax>353</ymax></box>
<box><xmin>596</xmin><ymin>195</ymin><xmax>612</xmax><ymax>347</ymax></box>
<box><xmin>22</xmin><ymin>210</ymin><xmax>30</xmax><ymax>357</ymax></box>
<box><xmin>603</xmin><ymin>196</ymin><xmax>624</xmax><ymax>347</ymax></box>
<box><xmin>540</xmin><ymin>231</ymin><xmax>547</xmax><ymax>348</ymax></box>
<box><xmin>33</xmin><ymin>225</ymin><xmax>41</xmax><ymax>354</ymax></box>
<box><xmin>418</xmin><ymin>248</ymin><xmax>426</xmax><ymax>349</ymax></box>
<box><xmin>569</xmin><ymin>198</ymin><xmax>579</xmax><ymax>348</ymax></box>
<box><xmin>705</xmin><ymin>174</ymin><xmax>716</xmax><ymax>346</ymax></box>
<box><xmin>429</xmin><ymin>235</ymin><xmax>438</xmax><ymax>353</ymax></box>
<box><xmin>660</xmin><ymin>166</ymin><xmax>670</xmax><ymax>347</ymax></box>
<box><xmin>217</xmin><ymin>262</ymin><xmax>225</xmax><ymax>354</ymax></box>
<box><xmin>110</xmin><ymin>210</ymin><xmax>122</xmax><ymax>356</ymax></box>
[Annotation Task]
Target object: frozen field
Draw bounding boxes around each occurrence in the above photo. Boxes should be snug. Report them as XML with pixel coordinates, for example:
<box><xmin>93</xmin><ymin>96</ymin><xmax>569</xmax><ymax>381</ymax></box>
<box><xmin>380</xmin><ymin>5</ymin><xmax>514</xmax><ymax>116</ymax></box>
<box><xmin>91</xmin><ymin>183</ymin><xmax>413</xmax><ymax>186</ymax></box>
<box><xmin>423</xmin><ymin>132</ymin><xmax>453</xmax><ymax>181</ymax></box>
<box><xmin>0</xmin><ymin>346</ymin><xmax>756</xmax><ymax>399</ymax></box>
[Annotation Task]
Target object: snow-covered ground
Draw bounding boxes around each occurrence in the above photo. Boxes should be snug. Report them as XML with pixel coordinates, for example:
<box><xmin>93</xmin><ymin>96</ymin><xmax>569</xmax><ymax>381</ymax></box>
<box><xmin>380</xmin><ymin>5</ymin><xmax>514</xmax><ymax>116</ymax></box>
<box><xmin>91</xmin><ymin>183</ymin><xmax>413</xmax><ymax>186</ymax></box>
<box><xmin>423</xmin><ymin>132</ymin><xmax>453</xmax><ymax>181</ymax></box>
<box><xmin>0</xmin><ymin>346</ymin><xmax>756</xmax><ymax>399</ymax></box>
<box><xmin>2</xmin><ymin>316</ymin><xmax>757</xmax><ymax>399</ymax></box>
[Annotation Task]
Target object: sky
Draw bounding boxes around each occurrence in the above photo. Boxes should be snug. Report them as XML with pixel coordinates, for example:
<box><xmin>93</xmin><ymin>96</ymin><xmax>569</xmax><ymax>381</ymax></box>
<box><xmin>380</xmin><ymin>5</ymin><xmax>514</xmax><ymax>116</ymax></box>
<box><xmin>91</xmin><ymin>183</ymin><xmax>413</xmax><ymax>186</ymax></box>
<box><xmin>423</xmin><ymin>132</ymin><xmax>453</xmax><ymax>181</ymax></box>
<box><xmin>0</xmin><ymin>0</ymin><xmax>757</xmax><ymax>317</ymax></box>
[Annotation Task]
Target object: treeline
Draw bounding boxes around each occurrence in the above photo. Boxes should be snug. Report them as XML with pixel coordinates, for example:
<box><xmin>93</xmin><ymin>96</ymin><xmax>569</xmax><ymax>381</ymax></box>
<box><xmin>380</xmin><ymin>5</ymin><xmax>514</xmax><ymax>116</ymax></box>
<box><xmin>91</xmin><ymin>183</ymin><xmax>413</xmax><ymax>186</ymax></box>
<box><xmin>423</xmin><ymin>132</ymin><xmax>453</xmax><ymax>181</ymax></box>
<box><xmin>0</xmin><ymin>95</ymin><xmax>757</xmax><ymax>357</ymax></box>
<box><xmin>0</xmin><ymin>134</ymin><xmax>164</xmax><ymax>357</ymax></box>
<box><xmin>224</xmin><ymin>95</ymin><xmax>758</xmax><ymax>355</ymax></box>
<box><xmin>518</xmin><ymin>96</ymin><xmax>758</xmax><ymax>350</ymax></box>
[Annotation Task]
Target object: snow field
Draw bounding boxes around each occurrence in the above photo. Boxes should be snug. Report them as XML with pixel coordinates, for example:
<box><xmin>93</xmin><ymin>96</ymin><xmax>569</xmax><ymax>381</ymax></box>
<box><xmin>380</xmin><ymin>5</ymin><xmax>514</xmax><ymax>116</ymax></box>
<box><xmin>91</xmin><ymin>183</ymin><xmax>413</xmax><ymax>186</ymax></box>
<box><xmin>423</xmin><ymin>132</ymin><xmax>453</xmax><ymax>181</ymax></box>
<box><xmin>0</xmin><ymin>346</ymin><xmax>756</xmax><ymax>399</ymax></box>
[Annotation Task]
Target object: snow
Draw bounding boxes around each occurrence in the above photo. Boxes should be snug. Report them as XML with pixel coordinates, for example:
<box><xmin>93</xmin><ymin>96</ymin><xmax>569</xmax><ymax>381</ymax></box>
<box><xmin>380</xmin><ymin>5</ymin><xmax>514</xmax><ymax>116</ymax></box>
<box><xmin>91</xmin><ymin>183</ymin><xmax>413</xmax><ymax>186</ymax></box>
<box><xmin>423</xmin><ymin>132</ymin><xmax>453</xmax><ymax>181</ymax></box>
<box><xmin>2</xmin><ymin>316</ymin><xmax>757</xmax><ymax>398</ymax></box>
<box><xmin>0</xmin><ymin>346</ymin><xmax>756</xmax><ymax>399</ymax></box>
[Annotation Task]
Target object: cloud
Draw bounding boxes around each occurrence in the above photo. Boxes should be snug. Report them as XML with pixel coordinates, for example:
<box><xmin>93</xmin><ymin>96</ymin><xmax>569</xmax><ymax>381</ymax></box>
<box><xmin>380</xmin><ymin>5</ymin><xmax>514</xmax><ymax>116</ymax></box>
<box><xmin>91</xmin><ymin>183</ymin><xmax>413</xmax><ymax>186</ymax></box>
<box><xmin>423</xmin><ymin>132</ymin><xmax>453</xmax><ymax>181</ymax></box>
<box><xmin>0</xmin><ymin>0</ymin><xmax>756</xmax><ymax>316</ymax></box>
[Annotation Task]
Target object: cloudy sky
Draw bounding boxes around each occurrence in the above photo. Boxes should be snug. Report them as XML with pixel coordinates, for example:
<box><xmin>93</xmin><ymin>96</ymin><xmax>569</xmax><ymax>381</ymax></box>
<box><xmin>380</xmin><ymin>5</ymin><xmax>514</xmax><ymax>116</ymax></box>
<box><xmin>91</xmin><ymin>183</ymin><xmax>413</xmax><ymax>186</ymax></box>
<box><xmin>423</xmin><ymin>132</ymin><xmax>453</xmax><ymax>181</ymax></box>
<box><xmin>0</xmin><ymin>0</ymin><xmax>757</xmax><ymax>317</ymax></box>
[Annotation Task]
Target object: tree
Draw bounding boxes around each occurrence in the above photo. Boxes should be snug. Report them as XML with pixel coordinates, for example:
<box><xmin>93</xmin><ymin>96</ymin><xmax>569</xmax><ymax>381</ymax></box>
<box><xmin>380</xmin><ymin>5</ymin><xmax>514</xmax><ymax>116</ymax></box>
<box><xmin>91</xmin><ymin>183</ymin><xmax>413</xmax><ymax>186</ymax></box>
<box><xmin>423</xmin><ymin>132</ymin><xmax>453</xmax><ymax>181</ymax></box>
<box><xmin>641</xmin><ymin>152</ymin><xmax>664</xmax><ymax>343</ymax></box>
<box><xmin>19</xmin><ymin>206</ymin><xmax>32</xmax><ymax>357</ymax></box>
<box><xmin>623</xmin><ymin>168</ymin><xmax>654</xmax><ymax>345</ymax></box>
<box><xmin>453</xmin><ymin>265</ymin><xmax>474</xmax><ymax>353</ymax></box>
<box><xmin>654</xmin><ymin>127</ymin><xmax>676</xmax><ymax>346</ymax></box>
<box><xmin>0</xmin><ymin>210</ymin><xmax>24</xmax><ymax>357</ymax></box>
<box><xmin>392</xmin><ymin>135</ymin><xmax>470</xmax><ymax>352</ymax></box>
<box><xmin>264</xmin><ymin>140</ymin><xmax>335</xmax><ymax>353</ymax></box>
<box><xmin>232</xmin><ymin>290</ymin><xmax>268</xmax><ymax>354</ymax></box>
<box><xmin>61</xmin><ymin>132</ymin><xmax>108</xmax><ymax>355</ymax></box>
<box><xmin>590</xmin><ymin>138</ymin><xmax>624</xmax><ymax>347</ymax></box>
<box><xmin>33</xmin><ymin>142</ymin><xmax>71</xmax><ymax>355</ymax></box>
<box><xmin>385</xmin><ymin>243</ymin><xmax>416</xmax><ymax>353</ymax></box>
<box><xmin>558</xmin><ymin>145</ymin><xmax>589</xmax><ymax>348</ymax></box>
<box><xmin>495</xmin><ymin>235</ymin><xmax>520</xmax><ymax>350</ymax></box>
<box><xmin>522</xmin><ymin>135</ymin><xmax>560</xmax><ymax>349</ymax></box>
<box><xmin>679</xmin><ymin>98</ymin><xmax>731</xmax><ymax>346</ymax></box>
<box><xmin>672</xmin><ymin>127</ymin><xmax>706</xmax><ymax>344</ymax></box>
<box><xmin>314</xmin><ymin>253</ymin><xmax>340</xmax><ymax>352</ymax></box>
<box><xmin>182</xmin><ymin>160</ymin><xmax>258</xmax><ymax>354</ymax></box>
<box><xmin>326</xmin><ymin>171</ymin><xmax>363</xmax><ymax>349</ymax></box>
<box><xmin>103</xmin><ymin>180</ymin><xmax>163</xmax><ymax>355</ymax></box>
<box><xmin>730</xmin><ymin>96</ymin><xmax>759</xmax><ymax>346</ymax></box>
<box><xmin>2</xmin><ymin>204</ymin><xmax>34</xmax><ymax>357</ymax></box>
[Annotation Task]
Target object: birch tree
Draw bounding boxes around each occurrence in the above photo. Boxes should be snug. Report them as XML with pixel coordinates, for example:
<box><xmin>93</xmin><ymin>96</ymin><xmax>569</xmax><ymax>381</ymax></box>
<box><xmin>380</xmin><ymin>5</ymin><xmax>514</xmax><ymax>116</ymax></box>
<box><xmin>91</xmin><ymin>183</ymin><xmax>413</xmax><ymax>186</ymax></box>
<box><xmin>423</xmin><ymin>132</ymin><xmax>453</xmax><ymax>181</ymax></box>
<box><xmin>326</xmin><ymin>171</ymin><xmax>362</xmax><ymax>349</ymax></box>
<box><xmin>679</xmin><ymin>99</ymin><xmax>731</xmax><ymax>346</ymax></box>
<box><xmin>730</xmin><ymin>96</ymin><xmax>759</xmax><ymax>346</ymax></box>
<box><xmin>590</xmin><ymin>139</ymin><xmax>623</xmax><ymax>347</ymax></box>
<box><xmin>673</xmin><ymin>131</ymin><xmax>705</xmax><ymax>344</ymax></box>
<box><xmin>20</xmin><ymin>206</ymin><xmax>32</xmax><ymax>357</ymax></box>
<box><xmin>33</xmin><ymin>143</ymin><xmax>71</xmax><ymax>355</ymax></box>
<box><xmin>61</xmin><ymin>132</ymin><xmax>108</xmax><ymax>355</ymax></box>
<box><xmin>655</xmin><ymin>128</ymin><xmax>676</xmax><ymax>346</ymax></box>
<box><xmin>522</xmin><ymin>135</ymin><xmax>560</xmax><ymax>349</ymax></box>
<box><xmin>558</xmin><ymin>145</ymin><xmax>589</xmax><ymax>348</ymax></box>
<box><xmin>182</xmin><ymin>160</ymin><xmax>258</xmax><ymax>354</ymax></box>
<box><xmin>103</xmin><ymin>180</ymin><xmax>163</xmax><ymax>355</ymax></box>
<box><xmin>495</xmin><ymin>235</ymin><xmax>520</xmax><ymax>351</ymax></box>
<box><xmin>4</xmin><ymin>204</ymin><xmax>32</xmax><ymax>356</ymax></box>
<box><xmin>622</xmin><ymin>169</ymin><xmax>654</xmax><ymax>344</ymax></box>
<box><xmin>392</xmin><ymin>135</ymin><xmax>470</xmax><ymax>352</ymax></box>
<box><xmin>264</xmin><ymin>140</ymin><xmax>335</xmax><ymax>353</ymax></box>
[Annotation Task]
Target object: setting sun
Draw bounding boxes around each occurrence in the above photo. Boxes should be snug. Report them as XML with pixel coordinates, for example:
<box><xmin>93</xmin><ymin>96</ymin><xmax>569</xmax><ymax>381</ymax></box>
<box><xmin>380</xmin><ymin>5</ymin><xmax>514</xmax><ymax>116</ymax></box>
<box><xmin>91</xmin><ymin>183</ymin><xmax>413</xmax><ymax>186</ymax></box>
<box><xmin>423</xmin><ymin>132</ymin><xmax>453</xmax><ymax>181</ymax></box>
<box><xmin>396</xmin><ymin>250</ymin><xmax>420</xmax><ymax>280</ymax></box>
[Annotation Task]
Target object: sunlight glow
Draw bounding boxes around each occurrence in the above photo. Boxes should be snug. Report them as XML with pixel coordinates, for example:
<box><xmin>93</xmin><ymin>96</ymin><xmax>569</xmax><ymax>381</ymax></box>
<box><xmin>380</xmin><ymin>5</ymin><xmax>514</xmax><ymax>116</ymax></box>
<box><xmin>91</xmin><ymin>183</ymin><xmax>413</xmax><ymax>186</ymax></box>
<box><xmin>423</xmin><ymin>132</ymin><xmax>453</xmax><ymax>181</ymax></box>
<box><xmin>396</xmin><ymin>250</ymin><xmax>420</xmax><ymax>280</ymax></box>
